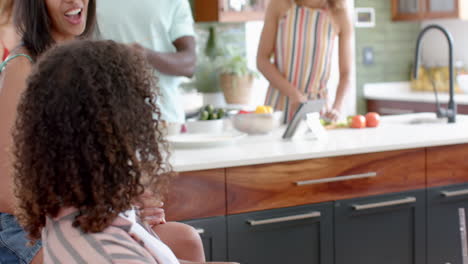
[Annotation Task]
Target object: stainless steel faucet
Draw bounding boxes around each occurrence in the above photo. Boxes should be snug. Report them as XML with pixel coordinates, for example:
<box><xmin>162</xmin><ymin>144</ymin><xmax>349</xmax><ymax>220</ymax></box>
<box><xmin>413</xmin><ymin>24</ymin><xmax>457</xmax><ymax>123</ymax></box>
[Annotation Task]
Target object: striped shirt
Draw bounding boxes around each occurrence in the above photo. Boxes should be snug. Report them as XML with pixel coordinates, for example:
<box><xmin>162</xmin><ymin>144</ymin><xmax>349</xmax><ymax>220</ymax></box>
<box><xmin>264</xmin><ymin>3</ymin><xmax>337</xmax><ymax>124</ymax></box>
<box><xmin>42</xmin><ymin>208</ymin><xmax>159</xmax><ymax>263</ymax></box>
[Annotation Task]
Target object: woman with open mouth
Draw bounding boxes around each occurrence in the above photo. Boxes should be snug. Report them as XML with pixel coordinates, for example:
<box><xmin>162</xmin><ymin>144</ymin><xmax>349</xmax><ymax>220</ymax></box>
<box><xmin>0</xmin><ymin>1</ymin><xmax>96</xmax><ymax>263</ymax></box>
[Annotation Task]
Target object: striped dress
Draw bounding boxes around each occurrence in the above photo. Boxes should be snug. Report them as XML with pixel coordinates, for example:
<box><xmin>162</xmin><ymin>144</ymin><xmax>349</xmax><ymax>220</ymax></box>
<box><xmin>264</xmin><ymin>3</ymin><xmax>337</xmax><ymax>123</ymax></box>
<box><xmin>41</xmin><ymin>208</ymin><xmax>169</xmax><ymax>263</ymax></box>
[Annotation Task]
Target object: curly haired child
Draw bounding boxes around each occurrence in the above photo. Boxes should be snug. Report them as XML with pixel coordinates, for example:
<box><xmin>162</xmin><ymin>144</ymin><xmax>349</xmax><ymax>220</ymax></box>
<box><xmin>12</xmin><ymin>40</ymin><xmax>234</xmax><ymax>264</ymax></box>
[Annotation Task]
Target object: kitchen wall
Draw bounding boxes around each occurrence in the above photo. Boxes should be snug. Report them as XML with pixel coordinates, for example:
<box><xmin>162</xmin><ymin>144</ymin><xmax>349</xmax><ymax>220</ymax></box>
<box><xmin>191</xmin><ymin>1</ymin><xmax>423</xmax><ymax>115</ymax></box>
<box><xmin>194</xmin><ymin>22</ymin><xmax>246</xmax><ymax>56</ymax></box>
<box><xmin>355</xmin><ymin>0</ymin><xmax>421</xmax><ymax>113</ymax></box>
<box><xmin>420</xmin><ymin>19</ymin><xmax>468</xmax><ymax>68</ymax></box>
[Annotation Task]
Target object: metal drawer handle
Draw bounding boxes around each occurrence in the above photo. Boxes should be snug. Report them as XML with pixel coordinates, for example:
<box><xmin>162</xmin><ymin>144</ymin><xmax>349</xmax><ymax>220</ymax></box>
<box><xmin>195</xmin><ymin>228</ymin><xmax>205</xmax><ymax>235</ymax></box>
<box><xmin>295</xmin><ymin>172</ymin><xmax>377</xmax><ymax>186</ymax></box>
<box><xmin>441</xmin><ymin>189</ymin><xmax>468</xmax><ymax>198</ymax></box>
<box><xmin>247</xmin><ymin>211</ymin><xmax>321</xmax><ymax>226</ymax></box>
<box><xmin>353</xmin><ymin>197</ymin><xmax>416</xmax><ymax>211</ymax></box>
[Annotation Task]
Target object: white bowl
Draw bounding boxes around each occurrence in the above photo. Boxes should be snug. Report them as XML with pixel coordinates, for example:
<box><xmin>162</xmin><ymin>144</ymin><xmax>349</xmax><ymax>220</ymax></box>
<box><xmin>185</xmin><ymin>119</ymin><xmax>224</xmax><ymax>134</ymax></box>
<box><xmin>231</xmin><ymin>111</ymin><xmax>282</xmax><ymax>135</ymax></box>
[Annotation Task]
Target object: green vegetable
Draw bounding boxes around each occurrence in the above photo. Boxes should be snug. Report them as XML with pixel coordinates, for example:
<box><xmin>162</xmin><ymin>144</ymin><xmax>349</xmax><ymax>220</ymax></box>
<box><xmin>204</xmin><ymin>104</ymin><xmax>215</xmax><ymax>114</ymax></box>
<box><xmin>200</xmin><ymin>110</ymin><xmax>209</xmax><ymax>120</ymax></box>
<box><xmin>217</xmin><ymin>108</ymin><xmax>225</xmax><ymax>119</ymax></box>
<box><xmin>209</xmin><ymin>112</ymin><xmax>218</xmax><ymax>120</ymax></box>
<box><xmin>320</xmin><ymin>118</ymin><xmax>332</xmax><ymax>126</ymax></box>
<box><xmin>199</xmin><ymin>105</ymin><xmax>226</xmax><ymax>120</ymax></box>
<box><xmin>336</xmin><ymin>122</ymin><xmax>349</xmax><ymax>128</ymax></box>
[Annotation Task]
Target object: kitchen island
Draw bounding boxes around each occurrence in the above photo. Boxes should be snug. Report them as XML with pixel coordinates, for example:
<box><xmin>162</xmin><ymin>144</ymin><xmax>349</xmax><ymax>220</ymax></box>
<box><xmin>166</xmin><ymin>113</ymin><xmax>468</xmax><ymax>264</ymax></box>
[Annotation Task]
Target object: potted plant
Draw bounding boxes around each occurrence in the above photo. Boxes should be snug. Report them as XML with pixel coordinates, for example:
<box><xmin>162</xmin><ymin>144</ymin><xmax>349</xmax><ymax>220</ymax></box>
<box><xmin>219</xmin><ymin>51</ymin><xmax>258</xmax><ymax>105</ymax></box>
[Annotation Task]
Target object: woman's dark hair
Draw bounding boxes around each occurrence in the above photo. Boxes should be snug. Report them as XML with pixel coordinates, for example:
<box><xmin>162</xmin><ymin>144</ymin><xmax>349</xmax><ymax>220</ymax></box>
<box><xmin>13</xmin><ymin>0</ymin><xmax>96</xmax><ymax>59</ymax></box>
<box><xmin>14</xmin><ymin>40</ymin><xmax>174</xmax><ymax>241</ymax></box>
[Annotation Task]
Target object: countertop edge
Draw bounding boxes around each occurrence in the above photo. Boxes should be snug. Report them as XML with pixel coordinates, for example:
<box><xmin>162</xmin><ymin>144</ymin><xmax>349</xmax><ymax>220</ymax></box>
<box><xmin>173</xmin><ymin>138</ymin><xmax>468</xmax><ymax>172</ymax></box>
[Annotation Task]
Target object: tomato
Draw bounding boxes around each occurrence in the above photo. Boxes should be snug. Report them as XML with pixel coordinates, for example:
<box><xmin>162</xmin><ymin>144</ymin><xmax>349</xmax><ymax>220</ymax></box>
<box><xmin>351</xmin><ymin>115</ymin><xmax>366</xmax><ymax>129</ymax></box>
<box><xmin>365</xmin><ymin>112</ymin><xmax>381</xmax><ymax>128</ymax></box>
<box><xmin>238</xmin><ymin>110</ymin><xmax>253</xmax><ymax>114</ymax></box>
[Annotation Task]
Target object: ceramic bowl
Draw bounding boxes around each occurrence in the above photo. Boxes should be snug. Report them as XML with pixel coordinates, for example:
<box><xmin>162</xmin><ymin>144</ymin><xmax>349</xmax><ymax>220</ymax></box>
<box><xmin>231</xmin><ymin>111</ymin><xmax>283</xmax><ymax>135</ymax></box>
<box><xmin>185</xmin><ymin>119</ymin><xmax>224</xmax><ymax>134</ymax></box>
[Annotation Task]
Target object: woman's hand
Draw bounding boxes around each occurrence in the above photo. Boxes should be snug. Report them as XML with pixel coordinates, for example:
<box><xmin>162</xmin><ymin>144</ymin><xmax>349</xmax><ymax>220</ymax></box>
<box><xmin>139</xmin><ymin>190</ymin><xmax>166</xmax><ymax>227</ymax></box>
<box><xmin>289</xmin><ymin>91</ymin><xmax>308</xmax><ymax>117</ymax></box>
<box><xmin>322</xmin><ymin>108</ymin><xmax>341</xmax><ymax>122</ymax></box>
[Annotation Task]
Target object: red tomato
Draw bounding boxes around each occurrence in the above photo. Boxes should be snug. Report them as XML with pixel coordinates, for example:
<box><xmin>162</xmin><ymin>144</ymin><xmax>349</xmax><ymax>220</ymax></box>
<box><xmin>365</xmin><ymin>112</ymin><xmax>381</xmax><ymax>128</ymax></box>
<box><xmin>351</xmin><ymin>115</ymin><xmax>366</xmax><ymax>129</ymax></box>
<box><xmin>238</xmin><ymin>110</ymin><xmax>253</xmax><ymax>114</ymax></box>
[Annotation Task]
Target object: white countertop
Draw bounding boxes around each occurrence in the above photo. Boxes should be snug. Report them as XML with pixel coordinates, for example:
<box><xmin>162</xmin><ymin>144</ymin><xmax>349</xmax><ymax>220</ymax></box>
<box><xmin>170</xmin><ymin>113</ymin><xmax>468</xmax><ymax>172</ymax></box>
<box><xmin>364</xmin><ymin>82</ymin><xmax>468</xmax><ymax>104</ymax></box>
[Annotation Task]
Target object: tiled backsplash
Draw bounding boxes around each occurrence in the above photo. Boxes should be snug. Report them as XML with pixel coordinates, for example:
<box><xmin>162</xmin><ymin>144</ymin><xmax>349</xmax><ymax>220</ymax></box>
<box><xmin>355</xmin><ymin>0</ymin><xmax>421</xmax><ymax>113</ymax></box>
<box><xmin>194</xmin><ymin>22</ymin><xmax>246</xmax><ymax>57</ymax></box>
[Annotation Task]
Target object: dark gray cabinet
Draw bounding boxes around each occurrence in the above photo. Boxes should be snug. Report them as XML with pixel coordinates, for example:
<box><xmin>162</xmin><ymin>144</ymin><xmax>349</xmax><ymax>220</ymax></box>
<box><xmin>183</xmin><ymin>216</ymin><xmax>228</xmax><ymax>262</ymax></box>
<box><xmin>335</xmin><ymin>190</ymin><xmax>426</xmax><ymax>264</ymax></box>
<box><xmin>427</xmin><ymin>183</ymin><xmax>468</xmax><ymax>264</ymax></box>
<box><xmin>182</xmin><ymin>186</ymin><xmax>468</xmax><ymax>264</ymax></box>
<box><xmin>227</xmin><ymin>203</ymin><xmax>333</xmax><ymax>264</ymax></box>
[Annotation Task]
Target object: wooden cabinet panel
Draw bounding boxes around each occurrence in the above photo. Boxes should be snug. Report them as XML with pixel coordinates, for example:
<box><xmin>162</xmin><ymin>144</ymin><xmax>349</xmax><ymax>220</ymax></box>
<box><xmin>226</xmin><ymin>149</ymin><xmax>425</xmax><ymax>214</ymax></box>
<box><xmin>425</xmin><ymin>0</ymin><xmax>460</xmax><ymax>19</ymax></box>
<box><xmin>166</xmin><ymin>169</ymin><xmax>226</xmax><ymax>221</ymax></box>
<box><xmin>335</xmin><ymin>190</ymin><xmax>426</xmax><ymax>264</ymax></box>
<box><xmin>193</xmin><ymin>0</ymin><xmax>268</xmax><ymax>22</ymax></box>
<box><xmin>392</xmin><ymin>0</ymin><xmax>424</xmax><ymax>20</ymax></box>
<box><xmin>427</xmin><ymin>144</ymin><xmax>468</xmax><ymax>188</ymax></box>
<box><xmin>392</xmin><ymin>0</ymin><xmax>468</xmax><ymax>20</ymax></box>
<box><xmin>227</xmin><ymin>203</ymin><xmax>333</xmax><ymax>264</ymax></box>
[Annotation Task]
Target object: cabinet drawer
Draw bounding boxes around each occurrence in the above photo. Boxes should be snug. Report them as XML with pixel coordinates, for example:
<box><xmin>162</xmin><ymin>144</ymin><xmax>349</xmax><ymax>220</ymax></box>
<box><xmin>228</xmin><ymin>202</ymin><xmax>333</xmax><ymax>264</ymax></box>
<box><xmin>427</xmin><ymin>143</ymin><xmax>468</xmax><ymax>188</ymax></box>
<box><xmin>227</xmin><ymin>149</ymin><xmax>425</xmax><ymax>214</ymax></box>
<box><xmin>166</xmin><ymin>169</ymin><xmax>226</xmax><ymax>221</ymax></box>
<box><xmin>183</xmin><ymin>216</ymin><xmax>228</xmax><ymax>262</ymax></box>
<box><xmin>335</xmin><ymin>189</ymin><xmax>426</xmax><ymax>264</ymax></box>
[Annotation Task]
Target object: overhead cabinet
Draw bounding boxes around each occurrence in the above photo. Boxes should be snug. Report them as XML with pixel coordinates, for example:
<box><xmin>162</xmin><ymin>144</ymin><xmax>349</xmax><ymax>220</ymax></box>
<box><xmin>392</xmin><ymin>0</ymin><xmax>468</xmax><ymax>20</ymax></box>
<box><xmin>192</xmin><ymin>0</ymin><xmax>269</xmax><ymax>22</ymax></box>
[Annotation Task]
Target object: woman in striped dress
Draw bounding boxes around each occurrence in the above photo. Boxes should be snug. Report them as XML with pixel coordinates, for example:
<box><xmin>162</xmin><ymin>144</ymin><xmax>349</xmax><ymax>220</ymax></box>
<box><xmin>257</xmin><ymin>0</ymin><xmax>353</xmax><ymax>123</ymax></box>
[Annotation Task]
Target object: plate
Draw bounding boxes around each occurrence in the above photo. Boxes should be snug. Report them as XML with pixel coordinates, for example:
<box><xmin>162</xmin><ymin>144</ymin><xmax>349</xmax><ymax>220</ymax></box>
<box><xmin>167</xmin><ymin>132</ymin><xmax>246</xmax><ymax>148</ymax></box>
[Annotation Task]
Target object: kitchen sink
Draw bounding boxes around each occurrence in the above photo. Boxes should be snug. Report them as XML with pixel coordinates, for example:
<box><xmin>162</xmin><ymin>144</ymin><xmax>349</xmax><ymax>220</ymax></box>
<box><xmin>407</xmin><ymin>117</ymin><xmax>447</xmax><ymax>125</ymax></box>
<box><xmin>381</xmin><ymin>113</ymin><xmax>468</xmax><ymax>125</ymax></box>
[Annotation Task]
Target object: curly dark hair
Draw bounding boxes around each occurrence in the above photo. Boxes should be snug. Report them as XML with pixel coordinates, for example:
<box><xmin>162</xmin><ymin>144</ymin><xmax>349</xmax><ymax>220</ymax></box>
<box><xmin>13</xmin><ymin>40</ymin><xmax>174</xmax><ymax>241</ymax></box>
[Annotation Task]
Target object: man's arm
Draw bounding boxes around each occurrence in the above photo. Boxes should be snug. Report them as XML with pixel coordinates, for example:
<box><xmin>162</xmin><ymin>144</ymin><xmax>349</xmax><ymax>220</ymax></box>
<box><xmin>133</xmin><ymin>36</ymin><xmax>196</xmax><ymax>78</ymax></box>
